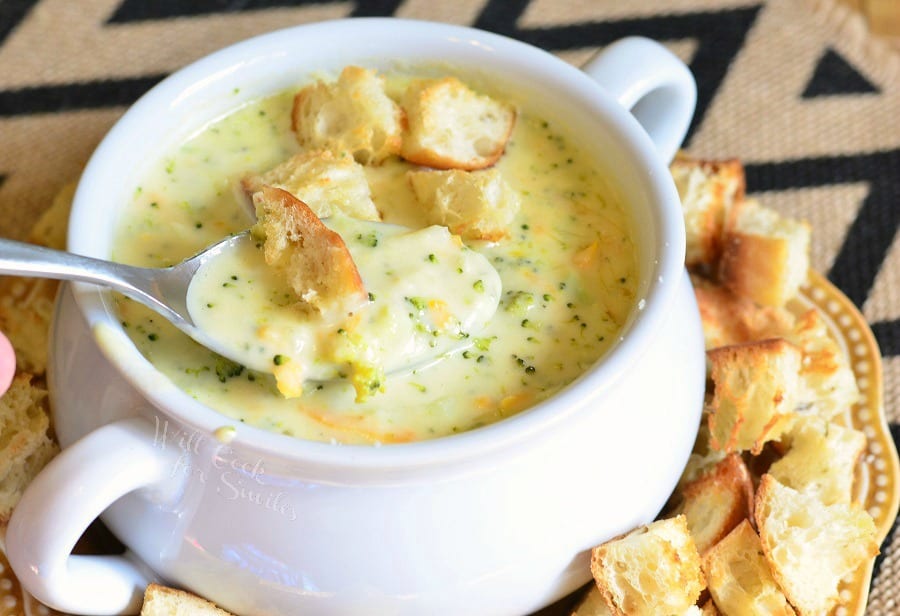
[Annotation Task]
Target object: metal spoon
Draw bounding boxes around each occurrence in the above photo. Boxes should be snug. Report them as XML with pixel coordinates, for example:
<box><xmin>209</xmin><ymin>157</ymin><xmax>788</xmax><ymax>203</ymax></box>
<box><xmin>0</xmin><ymin>232</ymin><xmax>255</xmax><ymax>367</ymax></box>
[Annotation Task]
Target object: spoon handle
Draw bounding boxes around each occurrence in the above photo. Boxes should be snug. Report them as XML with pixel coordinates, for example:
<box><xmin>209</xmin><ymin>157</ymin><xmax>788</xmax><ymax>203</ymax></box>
<box><xmin>0</xmin><ymin>238</ymin><xmax>133</xmax><ymax>286</ymax></box>
<box><xmin>0</xmin><ymin>238</ymin><xmax>184</xmax><ymax>324</ymax></box>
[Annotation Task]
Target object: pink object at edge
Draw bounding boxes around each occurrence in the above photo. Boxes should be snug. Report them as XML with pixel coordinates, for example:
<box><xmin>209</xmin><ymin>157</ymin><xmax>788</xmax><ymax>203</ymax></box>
<box><xmin>0</xmin><ymin>331</ymin><xmax>15</xmax><ymax>397</ymax></box>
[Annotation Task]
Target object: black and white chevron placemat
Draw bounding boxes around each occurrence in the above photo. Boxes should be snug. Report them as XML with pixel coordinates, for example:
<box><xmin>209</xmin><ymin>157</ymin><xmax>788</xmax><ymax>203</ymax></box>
<box><xmin>1</xmin><ymin>0</ymin><xmax>898</xmax><ymax>612</ymax></box>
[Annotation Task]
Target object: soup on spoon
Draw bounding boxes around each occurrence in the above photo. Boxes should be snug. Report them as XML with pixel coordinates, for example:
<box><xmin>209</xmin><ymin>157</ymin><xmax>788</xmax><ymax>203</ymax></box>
<box><xmin>187</xmin><ymin>186</ymin><xmax>502</xmax><ymax>400</ymax></box>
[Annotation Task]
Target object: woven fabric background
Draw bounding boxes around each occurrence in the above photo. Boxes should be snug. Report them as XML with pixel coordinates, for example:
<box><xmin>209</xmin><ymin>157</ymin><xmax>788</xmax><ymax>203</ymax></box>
<box><xmin>1</xmin><ymin>0</ymin><xmax>898</xmax><ymax>612</ymax></box>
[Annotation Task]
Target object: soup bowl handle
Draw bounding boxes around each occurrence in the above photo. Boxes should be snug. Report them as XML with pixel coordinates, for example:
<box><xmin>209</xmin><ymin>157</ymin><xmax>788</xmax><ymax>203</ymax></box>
<box><xmin>582</xmin><ymin>36</ymin><xmax>697</xmax><ymax>163</ymax></box>
<box><xmin>5</xmin><ymin>417</ymin><xmax>169</xmax><ymax>614</ymax></box>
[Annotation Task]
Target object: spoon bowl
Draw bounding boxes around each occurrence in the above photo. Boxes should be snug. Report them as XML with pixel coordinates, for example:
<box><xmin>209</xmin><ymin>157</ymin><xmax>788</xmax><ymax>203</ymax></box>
<box><xmin>0</xmin><ymin>232</ymin><xmax>253</xmax><ymax>367</ymax></box>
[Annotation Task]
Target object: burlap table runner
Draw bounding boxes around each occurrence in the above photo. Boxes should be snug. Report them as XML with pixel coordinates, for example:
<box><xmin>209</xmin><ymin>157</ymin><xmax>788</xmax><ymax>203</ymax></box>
<box><xmin>1</xmin><ymin>0</ymin><xmax>898</xmax><ymax>613</ymax></box>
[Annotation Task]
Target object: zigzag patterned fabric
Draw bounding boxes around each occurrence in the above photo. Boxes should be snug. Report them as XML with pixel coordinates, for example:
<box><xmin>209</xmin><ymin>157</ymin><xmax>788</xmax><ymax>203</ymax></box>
<box><xmin>0</xmin><ymin>0</ymin><xmax>898</xmax><ymax>613</ymax></box>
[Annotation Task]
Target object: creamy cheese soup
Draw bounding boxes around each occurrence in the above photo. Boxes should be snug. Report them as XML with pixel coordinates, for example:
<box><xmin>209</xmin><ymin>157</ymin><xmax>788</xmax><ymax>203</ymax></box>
<box><xmin>186</xmin><ymin>219</ymin><xmax>502</xmax><ymax>396</ymax></box>
<box><xmin>112</xmin><ymin>76</ymin><xmax>639</xmax><ymax>445</ymax></box>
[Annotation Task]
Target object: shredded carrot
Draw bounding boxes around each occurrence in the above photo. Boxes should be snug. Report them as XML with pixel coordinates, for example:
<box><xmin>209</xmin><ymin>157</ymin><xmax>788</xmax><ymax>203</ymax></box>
<box><xmin>304</xmin><ymin>408</ymin><xmax>416</xmax><ymax>444</ymax></box>
<box><xmin>573</xmin><ymin>241</ymin><xmax>599</xmax><ymax>269</ymax></box>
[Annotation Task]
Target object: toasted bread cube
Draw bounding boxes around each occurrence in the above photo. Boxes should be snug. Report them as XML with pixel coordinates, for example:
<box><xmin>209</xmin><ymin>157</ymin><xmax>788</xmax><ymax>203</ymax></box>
<box><xmin>699</xmin><ymin>599</ymin><xmax>721</xmax><ymax>615</ymax></box>
<box><xmin>291</xmin><ymin>66</ymin><xmax>402</xmax><ymax>165</ymax></box>
<box><xmin>675</xmin><ymin>454</ymin><xmax>754</xmax><ymax>555</ymax></box>
<box><xmin>243</xmin><ymin>150</ymin><xmax>380</xmax><ymax>221</ymax></box>
<box><xmin>702</xmin><ymin>519</ymin><xmax>795</xmax><ymax>616</ymax></box>
<box><xmin>787</xmin><ymin>308</ymin><xmax>860</xmax><ymax>420</ymax></box>
<box><xmin>252</xmin><ymin>186</ymin><xmax>367</xmax><ymax>317</ymax></box>
<box><xmin>707</xmin><ymin>338</ymin><xmax>802</xmax><ymax>454</ymax></box>
<box><xmin>678</xmin><ymin>409</ymin><xmax>728</xmax><ymax>490</ymax></box>
<box><xmin>768</xmin><ymin>415</ymin><xmax>866</xmax><ymax>506</ymax></box>
<box><xmin>28</xmin><ymin>179</ymin><xmax>75</xmax><ymax>250</ymax></box>
<box><xmin>755</xmin><ymin>475</ymin><xmax>879</xmax><ymax>615</ymax></box>
<box><xmin>407</xmin><ymin>168</ymin><xmax>519</xmax><ymax>241</ymax></box>
<box><xmin>141</xmin><ymin>583</ymin><xmax>235</xmax><ymax>615</ymax></box>
<box><xmin>692</xmin><ymin>275</ymin><xmax>795</xmax><ymax>350</ymax></box>
<box><xmin>590</xmin><ymin>515</ymin><xmax>705</xmax><ymax>616</ymax></box>
<box><xmin>670</xmin><ymin>157</ymin><xmax>745</xmax><ymax>267</ymax></box>
<box><xmin>571</xmin><ymin>584</ymin><xmax>612</xmax><ymax>616</ymax></box>
<box><xmin>719</xmin><ymin>199</ymin><xmax>811</xmax><ymax>307</ymax></box>
<box><xmin>0</xmin><ymin>374</ymin><xmax>59</xmax><ymax>522</ymax></box>
<box><xmin>0</xmin><ymin>276</ymin><xmax>58</xmax><ymax>375</ymax></box>
<box><xmin>400</xmin><ymin>77</ymin><xmax>516</xmax><ymax>170</ymax></box>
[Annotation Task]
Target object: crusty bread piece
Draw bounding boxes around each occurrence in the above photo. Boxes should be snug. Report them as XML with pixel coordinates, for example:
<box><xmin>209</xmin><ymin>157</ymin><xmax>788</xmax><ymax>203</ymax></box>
<box><xmin>0</xmin><ymin>373</ymin><xmax>58</xmax><ymax>523</ymax></box>
<box><xmin>707</xmin><ymin>338</ymin><xmax>802</xmax><ymax>454</ymax></box>
<box><xmin>590</xmin><ymin>515</ymin><xmax>705</xmax><ymax>615</ymax></box>
<box><xmin>691</xmin><ymin>274</ymin><xmax>795</xmax><ymax>350</ymax></box>
<box><xmin>0</xmin><ymin>276</ymin><xmax>58</xmax><ymax>376</ymax></box>
<box><xmin>141</xmin><ymin>583</ymin><xmax>234</xmax><ymax>616</ymax></box>
<box><xmin>719</xmin><ymin>199</ymin><xmax>811</xmax><ymax>307</ymax></box>
<box><xmin>400</xmin><ymin>77</ymin><xmax>516</xmax><ymax>170</ymax></box>
<box><xmin>571</xmin><ymin>586</ymin><xmax>704</xmax><ymax>616</ymax></box>
<box><xmin>407</xmin><ymin>168</ymin><xmax>520</xmax><ymax>241</ymax></box>
<box><xmin>702</xmin><ymin>519</ymin><xmax>795</xmax><ymax>616</ymax></box>
<box><xmin>252</xmin><ymin>186</ymin><xmax>367</xmax><ymax>317</ymax></box>
<box><xmin>787</xmin><ymin>308</ymin><xmax>859</xmax><ymax>420</ymax></box>
<box><xmin>571</xmin><ymin>584</ymin><xmax>612</xmax><ymax>616</ymax></box>
<box><xmin>243</xmin><ymin>149</ymin><xmax>380</xmax><ymax>221</ymax></box>
<box><xmin>755</xmin><ymin>474</ymin><xmax>878</xmax><ymax>615</ymax></box>
<box><xmin>675</xmin><ymin>454</ymin><xmax>754</xmax><ymax>555</ymax></box>
<box><xmin>28</xmin><ymin>179</ymin><xmax>76</xmax><ymax>249</ymax></box>
<box><xmin>699</xmin><ymin>599</ymin><xmax>720</xmax><ymax>615</ymax></box>
<box><xmin>768</xmin><ymin>415</ymin><xmax>866</xmax><ymax>506</ymax></box>
<box><xmin>291</xmin><ymin>65</ymin><xmax>402</xmax><ymax>165</ymax></box>
<box><xmin>670</xmin><ymin>156</ymin><xmax>745</xmax><ymax>267</ymax></box>
<box><xmin>678</xmin><ymin>408</ymin><xmax>728</xmax><ymax>490</ymax></box>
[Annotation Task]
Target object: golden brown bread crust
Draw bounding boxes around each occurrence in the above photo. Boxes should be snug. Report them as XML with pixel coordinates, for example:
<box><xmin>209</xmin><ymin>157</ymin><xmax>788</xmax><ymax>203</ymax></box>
<box><xmin>718</xmin><ymin>200</ymin><xmax>811</xmax><ymax>307</ymax></box>
<box><xmin>670</xmin><ymin>156</ymin><xmax>745</xmax><ymax>268</ymax></box>
<box><xmin>676</xmin><ymin>453</ymin><xmax>754</xmax><ymax>555</ymax></box>
<box><xmin>707</xmin><ymin>338</ymin><xmax>801</xmax><ymax>455</ymax></box>
<box><xmin>702</xmin><ymin>519</ymin><xmax>795</xmax><ymax>615</ymax></box>
<box><xmin>291</xmin><ymin>66</ymin><xmax>403</xmax><ymax>165</ymax></box>
<box><xmin>141</xmin><ymin>583</ymin><xmax>235</xmax><ymax>615</ymax></box>
<box><xmin>590</xmin><ymin>515</ymin><xmax>705</xmax><ymax>615</ymax></box>
<box><xmin>252</xmin><ymin>186</ymin><xmax>367</xmax><ymax>316</ymax></box>
<box><xmin>399</xmin><ymin>77</ymin><xmax>516</xmax><ymax>171</ymax></box>
<box><xmin>754</xmin><ymin>474</ymin><xmax>879</xmax><ymax>615</ymax></box>
<box><xmin>692</xmin><ymin>274</ymin><xmax>795</xmax><ymax>350</ymax></box>
<box><xmin>241</xmin><ymin>149</ymin><xmax>381</xmax><ymax>221</ymax></box>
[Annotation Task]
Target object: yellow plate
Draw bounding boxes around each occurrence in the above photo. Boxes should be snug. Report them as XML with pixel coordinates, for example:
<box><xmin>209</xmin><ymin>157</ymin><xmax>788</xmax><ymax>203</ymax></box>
<box><xmin>797</xmin><ymin>271</ymin><xmax>900</xmax><ymax>616</ymax></box>
<box><xmin>2</xmin><ymin>271</ymin><xmax>898</xmax><ymax>615</ymax></box>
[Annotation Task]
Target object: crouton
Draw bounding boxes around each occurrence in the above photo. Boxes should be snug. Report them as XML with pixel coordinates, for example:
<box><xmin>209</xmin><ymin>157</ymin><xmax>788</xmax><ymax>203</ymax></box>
<box><xmin>670</xmin><ymin>157</ymin><xmax>745</xmax><ymax>267</ymax></box>
<box><xmin>28</xmin><ymin>179</ymin><xmax>76</xmax><ymax>250</ymax></box>
<box><xmin>0</xmin><ymin>276</ymin><xmax>58</xmax><ymax>375</ymax></box>
<box><xmin>707</xmin><ymin>338</ymin><xmax>802</xmax><ymax>454</ymax></box>
<box><xmin>243</xmin><ymin>149</ymin><xmax>380</xmax><ymax>221</ymax></box>
<box><xmin>755</xmin><ymin>475</ymin><xmax>878</xmax><ymax>615</ymax></box>
<box><xmin>571</xmin><ymin>584</ymin><xmax>611</xmax><ymax>616</ymax></box>
<box><xmin>252</xmin><ymin>186</ymin><xmax>367</xmax><ymax>318</ymax></box>
<box><xmin>400</xmin><ymin>77</ymin><xmax>515</xmax><ymax>170</ymax></box>
<box><xmin>787</xmin><ymin>308</ymin><xmax>860</xmax><ymax>420</ymax></box>
<box><xmin>678</xmin><ymin>408</ymin><xmax>728</xmax><ymax>490</ymax></box>
<box><xmin>675</xmin><ymin>454</ymin><xmax>754</xmax><ymax>555</ymax></box>
<box><xmin>407</xmin><ymin>168</ymin><xmax>519</xmax><ymax>241</ymax></box>
<box><xmin>702</xmin><ymin>519</ymin><xmax>795</xmax><ymax>615</ymax></box>
<box><xmin>719</xmin><ymin>199</ymin><xmax>811</xmax><ymax>307</ymax></box>
<box><xmin>590</xmin><ymin>515</ymin><xmax>705</xmax><ymax>615</ymax></box>
<box><xmin>691</xmin><ymin>275</ymin><xmax>795</xmax><ymax>350</ymax></box>
<box><xmin>699</xmin><ymin>599</ymin><xmax>721</xmax><ymax>615</ymax></box>
<box><xmin>768</xmin><ymin>415</ymin><xmax>866</xmax><ymax>506</ymax></box>
<box><xmin>0</xmin><ymin>374</ymin><xmax>59</xmax><ymax>523</ymax></box>
<box><xmin>141</xmin><ymin>583</ymin><xmax>235</xmax><ymax>616</ymax></box>
<box><xmin>291</xmin><ymin>66</ymin><xmax>402</xmax><ymax>165</ymax></box>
